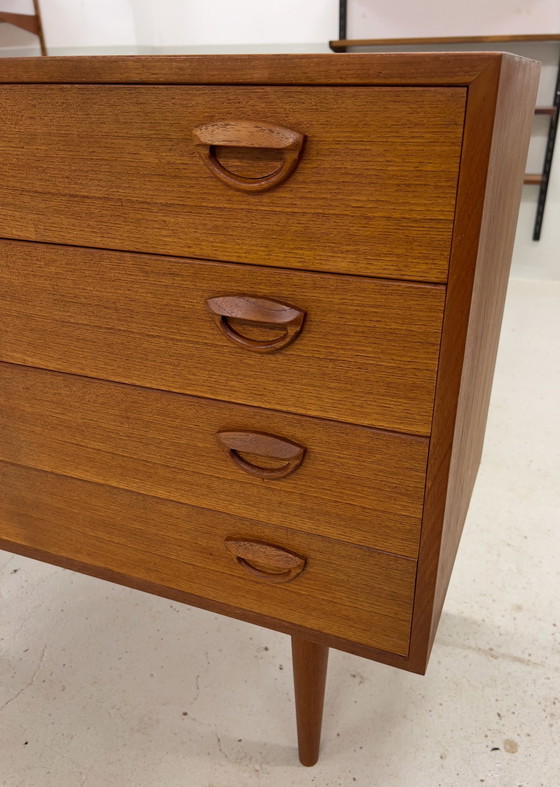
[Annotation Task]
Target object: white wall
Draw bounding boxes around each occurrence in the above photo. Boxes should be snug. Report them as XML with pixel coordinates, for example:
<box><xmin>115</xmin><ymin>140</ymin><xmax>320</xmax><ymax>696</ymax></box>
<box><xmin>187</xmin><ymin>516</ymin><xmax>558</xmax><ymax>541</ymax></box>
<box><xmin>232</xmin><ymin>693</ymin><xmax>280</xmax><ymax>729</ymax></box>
<box><xmin>0</xmin><ymin>0</ymin><xmax>34</xmax><ymax>12</ymax></box>
<box><xmin>133</xmin><ymin>0</ymin><xmax>336</xmax><ymax>48</ymax></box>
<box><xmin>349</xmin><ymin>0</ymin><xmax>560</xmax><ymax>38</ymax></box>
<box><xmin>35</xmin><ymin>0</ymin><xmax>336</xmax><ymax>50</ymax></box>
<box><xmin>1</xmin><ymin>0</ymin><xmax>559</xmax><ymax>278</ymax></box>
<box><xmin>40</xmin><ymin>0</ymin><xmax>136</xmax><ymax>48</ymax></box>
<box><xmin>22</xmin><ymin>0</ymin><xmax>560</xmax><ymax>48</ymax></box>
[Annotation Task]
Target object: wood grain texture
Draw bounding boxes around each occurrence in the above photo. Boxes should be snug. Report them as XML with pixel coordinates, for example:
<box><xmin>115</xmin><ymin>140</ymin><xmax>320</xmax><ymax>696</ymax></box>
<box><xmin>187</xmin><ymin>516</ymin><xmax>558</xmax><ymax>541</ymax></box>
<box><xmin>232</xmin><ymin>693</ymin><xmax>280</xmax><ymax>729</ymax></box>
<box><xmin>205</xmin><ymin>295</ymin><xmax>306</xmax><ymax>354</ymax></box>
<box><xmin>408</xmin><ymin>55</ymin><xmax>540</xmax><ymax>672</ymax></box>
<box><xmin>215</xmin><ymin>431</ymin><xmax>306</xmax><ymax>480</ymax></box>
<box><xmin>0</xmin><ymin>51</ymin><xmax>505</xmax><ymax>85</ymax></box>
<box><xmin>0</xmin><ymin>535</ymin><xmax>418</xmax><ymax>671</ymax></box>
<box><xmin>0</xmin><ymin>462</ymin><xmax>417</xmax><ymax>656</ymax></box>
<box><xmin>0</xmin><ymin>85</ymin><xmax>464</xmax><ymax>282</ymax></box>
<box><xmin>0</xmin><ymin>240</ymin><xmax>445</xmax><ymax>435</ymax></box>
<box><xmin>192</xmin><ymin>120</ymin><xmax>305</xmax><ymax>193</ymax></box>
<box><xmin>0</xmin><ymin>52</ymin><xmax>540</xmax><ymax>685</ymax></box>
<box><xmin>291</xmin><ymin>638</ymin><xmax>329</xmax><ymax>766</ymax></box>
<box><xmin>225</xmin><ymin>539</ymin><xmax>307</xmax><ymax>584</ymax></box>
<box><xmin>0</xmin><ymin>363</ymin><xmax>428</xmax><ymax>557</ymax></box>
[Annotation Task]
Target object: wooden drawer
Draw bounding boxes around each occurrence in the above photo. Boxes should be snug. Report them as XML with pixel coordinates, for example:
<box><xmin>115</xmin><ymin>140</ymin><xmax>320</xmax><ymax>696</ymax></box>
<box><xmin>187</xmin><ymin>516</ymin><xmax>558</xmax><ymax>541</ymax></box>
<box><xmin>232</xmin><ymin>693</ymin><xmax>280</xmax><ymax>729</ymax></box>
<box><xmin>0</xmin><ymin>240</ymin><xmax>445</xmax><ymax>436</ymax></box>
<box><xmin>0</xmin><ymin>363</ymin><xmax>428</xmax><ymax>558</ymax></box>
<box><xmin>0</xmin><ymin>462</ymin><xmax>416</xmax><ymax>656</ymax></box>
<box><xmin>0</xmin><ymin>85</ymin><xmax>464</xmax><ymax>283</ymax></box>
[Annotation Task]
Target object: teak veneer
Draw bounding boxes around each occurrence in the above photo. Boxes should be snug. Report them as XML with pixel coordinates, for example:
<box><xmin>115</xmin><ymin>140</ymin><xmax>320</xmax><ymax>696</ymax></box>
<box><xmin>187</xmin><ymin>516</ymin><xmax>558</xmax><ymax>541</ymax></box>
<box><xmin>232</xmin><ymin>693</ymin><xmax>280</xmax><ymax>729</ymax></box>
<box><xmin>0</xmin><ymin>85</ymin><xmax>463</xmax><ymax>281</ymax></box>
<box><xmin>0</xmin><ymin>53</ymin><xmax>539</xmax><ymax>766</ymax></box>
<box><xmin>0</xmin><ymin>362</ymin><xmax>428</xmax><ymax>557</ymax></box>
<box><xmin>0</xmin><ymin>240</ymin><xmax>445</xmax><ymax>435</ymax></box>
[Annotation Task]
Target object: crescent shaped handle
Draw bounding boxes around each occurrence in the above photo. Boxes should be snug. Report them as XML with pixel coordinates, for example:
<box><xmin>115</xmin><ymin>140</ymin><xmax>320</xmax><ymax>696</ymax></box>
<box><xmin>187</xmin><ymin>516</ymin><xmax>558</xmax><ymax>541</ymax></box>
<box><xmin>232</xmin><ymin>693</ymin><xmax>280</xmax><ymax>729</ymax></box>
<box><xmin>192</xmin><ymin>120</ymin><xmax>305</xmax><ymax>193</ymax></box>
<box><xmin>217</xmin><ymin>430</ymin><xmax>306</xmax><ymax>480</ymax></box>
<box><xmin>206</xmin><ymin>295</ymin><xmax>305</xmax><ymax>353</ymax></box>
<box><xmin>225</xmin><ymin>539</ymin><xmax>306</xmax><ymax>583</ymax></box>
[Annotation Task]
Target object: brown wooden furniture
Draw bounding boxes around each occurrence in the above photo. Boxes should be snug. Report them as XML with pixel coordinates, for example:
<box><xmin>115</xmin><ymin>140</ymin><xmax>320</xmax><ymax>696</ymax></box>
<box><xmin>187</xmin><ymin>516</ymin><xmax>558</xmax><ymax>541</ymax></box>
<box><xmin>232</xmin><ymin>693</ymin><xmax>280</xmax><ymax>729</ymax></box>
<box><xmin>330</xmin><ymin>32</ymin><xmax>560</xmax><ymax>240</ymax></box>
<box><xmin>330</xmin><ymin>33</ymin><xmax>560</xmax><ymax>49</ymax></box>
<box><xmin>0</xmin><ymin>0</ymin><xmax>46</xmax><ymax>55</ymax></box>
<box><xmin>0</xmin><ymin>53</ymin><xmax>539</xmax><ymax>766</ymax></box>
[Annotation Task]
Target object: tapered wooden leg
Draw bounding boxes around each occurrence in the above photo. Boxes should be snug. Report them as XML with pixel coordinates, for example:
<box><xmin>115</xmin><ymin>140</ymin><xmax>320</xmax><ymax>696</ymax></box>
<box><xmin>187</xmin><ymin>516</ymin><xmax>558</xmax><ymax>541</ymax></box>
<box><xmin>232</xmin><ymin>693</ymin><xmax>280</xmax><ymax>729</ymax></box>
<box><xmin>291</xmin><ymin>636</ymin><xmax>329</xmax><ymax>766</ymax></box>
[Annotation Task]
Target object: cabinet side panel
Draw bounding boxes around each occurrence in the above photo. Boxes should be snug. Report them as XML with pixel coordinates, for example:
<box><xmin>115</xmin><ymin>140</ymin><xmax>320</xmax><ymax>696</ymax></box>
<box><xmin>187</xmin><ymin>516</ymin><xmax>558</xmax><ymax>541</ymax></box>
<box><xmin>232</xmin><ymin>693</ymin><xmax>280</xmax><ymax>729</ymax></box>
<box><xmin>409</xmin><ymin>55</ymin><xmax>540</xmax><ymax>672</ymax></box>
<box><xmin>429</xmin><ymin>56</ymin><xmax>540</xmax><ymax>644</ymax></box>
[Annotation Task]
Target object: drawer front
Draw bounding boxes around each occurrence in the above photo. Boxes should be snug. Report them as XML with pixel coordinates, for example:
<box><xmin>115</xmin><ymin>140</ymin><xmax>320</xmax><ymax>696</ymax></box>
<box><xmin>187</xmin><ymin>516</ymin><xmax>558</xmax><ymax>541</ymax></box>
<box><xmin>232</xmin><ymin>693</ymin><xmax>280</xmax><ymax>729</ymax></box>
<box><xmin>0</xmin><ymin>462</ymin><xmax>416</xmax><ymax>655</ymax></box>
<box><xmin>0</xmin><ymin>85</ymin><xmax>464</xmax><ymax>283</ymax></box>
<box><xmin>0</xmin><ymin>240</ymin><xmax>445</xmax><ymax>436</ymax></box>
<box><xmin>0</xmin><ymin>363</ymin><xmax>428</xmax><ymax>558</ymax></box>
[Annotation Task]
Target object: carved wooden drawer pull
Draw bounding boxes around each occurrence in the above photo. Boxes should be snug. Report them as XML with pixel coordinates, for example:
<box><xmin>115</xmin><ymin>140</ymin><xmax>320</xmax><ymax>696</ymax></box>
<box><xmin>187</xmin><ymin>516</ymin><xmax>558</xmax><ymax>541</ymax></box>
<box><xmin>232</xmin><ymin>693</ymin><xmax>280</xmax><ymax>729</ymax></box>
<box><xmin>217</xmin><ymin>430</ymin><xmax>306</xmax><ymax>480</ymax></box>
<box><xmin>192</xmin><ymin>120</ymin><xmax>305</xmax><ymax>192</ymax></box>
<box><xmin>225</xmin><ymin>539</ymin><xmax>306</xmax><ymax>583</ymax></box>
<box><xmin>206</xmin><ymin>295</ymin><xmax>305</xmax><ymax>353</ymax></box>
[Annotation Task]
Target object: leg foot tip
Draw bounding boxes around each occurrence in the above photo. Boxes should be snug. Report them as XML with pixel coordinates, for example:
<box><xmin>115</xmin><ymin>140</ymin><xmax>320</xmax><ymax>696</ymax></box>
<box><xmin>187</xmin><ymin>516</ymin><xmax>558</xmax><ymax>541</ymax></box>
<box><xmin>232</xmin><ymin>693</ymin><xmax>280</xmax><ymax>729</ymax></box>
<box><xmin>299</xmin><ymin>751</ymin><xmax>320</xmax><ymax>766</ymax></box>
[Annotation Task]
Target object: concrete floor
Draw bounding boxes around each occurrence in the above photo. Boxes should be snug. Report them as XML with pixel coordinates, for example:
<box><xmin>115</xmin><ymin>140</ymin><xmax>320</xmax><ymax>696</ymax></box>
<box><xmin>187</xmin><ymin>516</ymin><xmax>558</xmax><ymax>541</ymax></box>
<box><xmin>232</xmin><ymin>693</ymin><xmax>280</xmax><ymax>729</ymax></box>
<box><xmin>0</xmin><ymin>277</ymin><xmax>559</xmax><ymax>787</ymax></box>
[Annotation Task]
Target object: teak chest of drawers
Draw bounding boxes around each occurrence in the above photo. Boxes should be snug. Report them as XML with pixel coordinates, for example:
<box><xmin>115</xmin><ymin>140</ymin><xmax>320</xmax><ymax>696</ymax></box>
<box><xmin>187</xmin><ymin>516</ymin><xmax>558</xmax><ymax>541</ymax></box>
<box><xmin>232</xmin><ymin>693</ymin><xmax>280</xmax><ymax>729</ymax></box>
<box><xmin>0</xmin><ymin>53</ymin><xmax>538</xmax><ymax>765</ymax></box>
